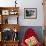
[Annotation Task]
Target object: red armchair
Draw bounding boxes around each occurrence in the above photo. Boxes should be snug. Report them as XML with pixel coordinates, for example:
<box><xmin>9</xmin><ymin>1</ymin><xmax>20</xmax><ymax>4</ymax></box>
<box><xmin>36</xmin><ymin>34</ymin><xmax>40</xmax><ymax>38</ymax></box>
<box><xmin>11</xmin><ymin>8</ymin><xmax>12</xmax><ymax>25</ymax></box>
<box><xmin>21</xmin><ymin>28</ymin><xmax>41</xmax><ymax>46</ymax></box>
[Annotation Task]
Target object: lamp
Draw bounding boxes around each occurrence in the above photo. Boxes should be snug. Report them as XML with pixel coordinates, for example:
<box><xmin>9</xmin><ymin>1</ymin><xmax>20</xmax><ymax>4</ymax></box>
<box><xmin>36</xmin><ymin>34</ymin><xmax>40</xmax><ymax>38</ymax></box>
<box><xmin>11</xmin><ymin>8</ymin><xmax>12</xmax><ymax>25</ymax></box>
<box><xmin>15</xmin><ymin>0</ymin><xmax>17</xmax><ymax>7</ymax></box>
<box><xmin>13</xmin><ymin>28</ymin><xmax>18</xmax><ymax>41</ymax></box>
<box><xmin>14</xmin><ymin>28</ymin><xmax>17</xmax><ymax>32</ymax></box>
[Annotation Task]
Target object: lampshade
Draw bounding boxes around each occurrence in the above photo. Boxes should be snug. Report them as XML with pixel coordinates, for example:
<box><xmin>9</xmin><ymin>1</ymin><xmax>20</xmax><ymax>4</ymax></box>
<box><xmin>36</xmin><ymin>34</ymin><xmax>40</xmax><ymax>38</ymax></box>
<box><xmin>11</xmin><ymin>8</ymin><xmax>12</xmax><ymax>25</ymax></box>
<box><xmin>13</xmin><ymin>28</ymin><xmax>17</xmax><ymax>32</ymax></box>
<box><xmin>15</xmin><ymin>0</ymin><xmax>17</xmax><ymax>7</ymax></box>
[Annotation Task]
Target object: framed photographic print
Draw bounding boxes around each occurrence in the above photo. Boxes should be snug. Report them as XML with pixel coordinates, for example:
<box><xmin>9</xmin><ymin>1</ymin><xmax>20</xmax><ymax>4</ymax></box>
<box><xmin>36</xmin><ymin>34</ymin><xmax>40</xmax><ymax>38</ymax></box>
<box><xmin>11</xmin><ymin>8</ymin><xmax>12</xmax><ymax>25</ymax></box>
<box><xmin>2</xmin><ymin>10</ymin><xmax>9</xmax><ymax>15</ymax></box>
<box><xmin>24</xmin><ymin>8</ymin><xmax>37</xmax><ymax>19</ymax></box>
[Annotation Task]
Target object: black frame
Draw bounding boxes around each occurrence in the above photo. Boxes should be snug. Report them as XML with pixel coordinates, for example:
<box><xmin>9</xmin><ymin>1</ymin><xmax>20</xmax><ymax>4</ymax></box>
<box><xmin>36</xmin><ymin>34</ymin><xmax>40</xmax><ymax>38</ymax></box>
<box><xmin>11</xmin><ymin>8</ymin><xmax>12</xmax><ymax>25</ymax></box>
<box><xmin>24</xmin><ymin>8</ymin><xmax>37</xmax><ymax>19</ymax></box>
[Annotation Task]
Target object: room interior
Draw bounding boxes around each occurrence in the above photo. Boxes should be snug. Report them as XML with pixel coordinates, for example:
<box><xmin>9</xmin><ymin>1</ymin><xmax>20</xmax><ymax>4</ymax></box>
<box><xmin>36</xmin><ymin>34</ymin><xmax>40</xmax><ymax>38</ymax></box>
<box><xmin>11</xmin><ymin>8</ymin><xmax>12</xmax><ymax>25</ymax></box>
<box><xmin>0</xmin><ymin>0</ymin><xmax>45</xmax><ymax>46</ymax></box>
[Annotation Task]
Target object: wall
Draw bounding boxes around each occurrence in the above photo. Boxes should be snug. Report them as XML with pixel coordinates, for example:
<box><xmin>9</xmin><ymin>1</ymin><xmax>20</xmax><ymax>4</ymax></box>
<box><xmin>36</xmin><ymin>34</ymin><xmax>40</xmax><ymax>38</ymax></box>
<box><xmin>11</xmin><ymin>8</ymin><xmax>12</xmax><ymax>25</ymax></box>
<box><xmin>18</xmin><ymin>0</ymin><xmax>44</xmax><ymax>26</ymax></box>
<box><xmin>0</xmin><ymin>0</ymin><xmax>44</xmax><ymax>26</ymax></box>
<box><xmin>18</xmin><ymin>26</ymin><xmax>44</xmax><ymax>44</ymax></box>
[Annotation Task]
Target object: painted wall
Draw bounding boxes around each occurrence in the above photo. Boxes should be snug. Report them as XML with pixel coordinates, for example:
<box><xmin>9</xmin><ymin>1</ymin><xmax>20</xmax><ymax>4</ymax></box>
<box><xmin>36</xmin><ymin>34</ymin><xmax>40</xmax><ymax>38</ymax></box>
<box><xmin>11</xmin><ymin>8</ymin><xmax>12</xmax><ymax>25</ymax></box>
<box><xmin>18</xmin><ymin>0</ymin><xmax>44</xmax><ymax>26</ymax></box>
<box><xmin>0</xmin><ymin>0</ymin><xmax>44</xmax><ymax>26</ymax></box>
<box><xmin>18</xmin><ymin>26</ymin><xmax>44</xmax><ymax>44</ymax></box>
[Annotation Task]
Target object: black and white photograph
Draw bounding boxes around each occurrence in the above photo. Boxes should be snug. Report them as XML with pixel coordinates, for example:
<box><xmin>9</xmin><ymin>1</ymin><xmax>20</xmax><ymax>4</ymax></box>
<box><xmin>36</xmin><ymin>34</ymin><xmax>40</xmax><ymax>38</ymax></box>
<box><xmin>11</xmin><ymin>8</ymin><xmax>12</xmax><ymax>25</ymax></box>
<box><xmin>24</xmin><ymin>8</ymin><xmax>37</xmax><ymax>19</ymax></box>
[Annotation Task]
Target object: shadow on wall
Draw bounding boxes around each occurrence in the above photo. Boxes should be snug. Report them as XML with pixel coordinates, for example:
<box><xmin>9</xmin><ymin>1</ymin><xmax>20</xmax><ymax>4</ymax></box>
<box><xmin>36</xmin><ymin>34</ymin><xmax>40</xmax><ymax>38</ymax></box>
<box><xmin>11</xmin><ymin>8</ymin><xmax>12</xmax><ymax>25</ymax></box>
<box><xmin>18</xmin><ymin>26</ymin><xmax>44</xmax><ymax>44</ymax></box>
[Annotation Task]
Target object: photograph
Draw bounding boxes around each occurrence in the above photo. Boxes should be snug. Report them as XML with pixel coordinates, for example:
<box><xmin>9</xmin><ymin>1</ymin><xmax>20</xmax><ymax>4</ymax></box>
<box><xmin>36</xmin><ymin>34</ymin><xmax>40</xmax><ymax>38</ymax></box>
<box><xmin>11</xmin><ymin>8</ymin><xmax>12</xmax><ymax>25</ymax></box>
<box><xmin>24</xmin><ymin>8</ymin><xmax>37</xmax><ymax>19</ymax></box>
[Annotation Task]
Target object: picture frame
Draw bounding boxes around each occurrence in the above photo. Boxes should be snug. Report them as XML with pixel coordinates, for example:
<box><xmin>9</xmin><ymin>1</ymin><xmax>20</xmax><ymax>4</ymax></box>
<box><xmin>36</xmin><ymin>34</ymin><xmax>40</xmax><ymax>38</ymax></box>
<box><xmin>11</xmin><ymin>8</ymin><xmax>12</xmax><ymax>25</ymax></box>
<box><xmin>24</xmin><ymin>8</ymin><xmax>37</xmax><ymax>19</ymax></box>
<box><xmin>9</xmin><ymin>9</ymin><xmax>18</xmax><ymax>15</ymax></box>
<box><xmin>2</xmin><ymin>10</ymin><xmax>9</xmax><ymax>15</ymax></box>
